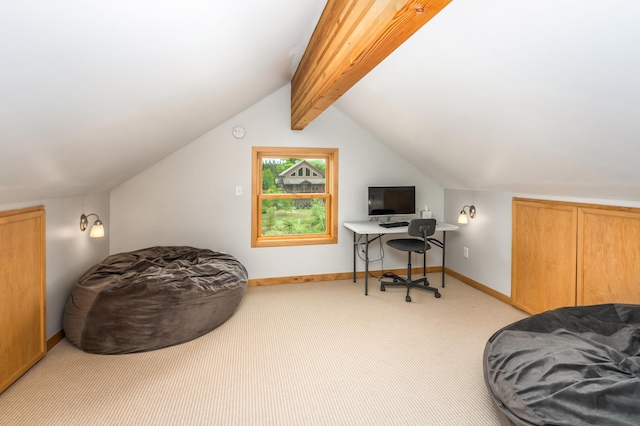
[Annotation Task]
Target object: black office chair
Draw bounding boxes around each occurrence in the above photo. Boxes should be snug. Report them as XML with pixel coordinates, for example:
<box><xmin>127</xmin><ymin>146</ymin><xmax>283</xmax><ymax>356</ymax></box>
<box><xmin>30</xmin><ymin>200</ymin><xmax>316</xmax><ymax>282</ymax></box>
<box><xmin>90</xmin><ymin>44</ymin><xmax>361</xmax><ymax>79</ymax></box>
<box><xmin>379</xmin><ymin>218</ymin><xmax>441</xmax><ymax>302</ymax></box>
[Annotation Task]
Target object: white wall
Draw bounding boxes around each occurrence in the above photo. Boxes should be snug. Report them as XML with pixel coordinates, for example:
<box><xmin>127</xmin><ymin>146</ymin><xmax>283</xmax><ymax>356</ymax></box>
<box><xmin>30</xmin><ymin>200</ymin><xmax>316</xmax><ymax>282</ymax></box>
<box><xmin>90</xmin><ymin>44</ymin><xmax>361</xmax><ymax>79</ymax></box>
<box><xmin>110</xmin><ymin>84</ymin><xmax>445</xmax><ymax>278</ymax></box>
<box><xmin>444</xmin><ymin>189</ymin><xmax>640</xmax><ymax>297</ymax></box>
<box><xmin>444</xmin><ymin>190</ymin><xmax>514</xmax><ymax>296</ymax></box>
<box><xmin>1</xmin><ymin>192</ymin><xmax>110</xmax><ymax>338</ymax></box>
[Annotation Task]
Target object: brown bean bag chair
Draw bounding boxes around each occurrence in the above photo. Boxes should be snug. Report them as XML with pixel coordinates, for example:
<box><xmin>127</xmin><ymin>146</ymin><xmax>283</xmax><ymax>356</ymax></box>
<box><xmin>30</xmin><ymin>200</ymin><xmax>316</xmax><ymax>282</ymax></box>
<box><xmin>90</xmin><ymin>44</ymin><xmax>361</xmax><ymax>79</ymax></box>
<box><xmin>63</xmin><ymin>246</ymin><xmax>248</xmax><ymax>354</ymax></box>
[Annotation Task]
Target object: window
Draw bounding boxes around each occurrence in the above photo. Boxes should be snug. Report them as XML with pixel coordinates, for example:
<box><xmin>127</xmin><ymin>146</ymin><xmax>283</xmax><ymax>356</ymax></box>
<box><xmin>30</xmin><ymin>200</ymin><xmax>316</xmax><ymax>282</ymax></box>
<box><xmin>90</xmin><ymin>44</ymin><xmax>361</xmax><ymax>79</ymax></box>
<box><xmin>252</xmin><ymin>147</ymin><xmax>338</xmax><ymax>247</ymax></box>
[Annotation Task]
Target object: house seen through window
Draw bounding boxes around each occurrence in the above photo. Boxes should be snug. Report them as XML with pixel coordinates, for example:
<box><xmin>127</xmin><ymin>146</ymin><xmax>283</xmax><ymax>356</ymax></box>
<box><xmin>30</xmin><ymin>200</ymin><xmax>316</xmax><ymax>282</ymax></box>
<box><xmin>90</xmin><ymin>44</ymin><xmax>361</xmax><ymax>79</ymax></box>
<box><xmin>252</xmin><ymin>147</ymin><xmax>338</xmax><ymax>247</ymax></box>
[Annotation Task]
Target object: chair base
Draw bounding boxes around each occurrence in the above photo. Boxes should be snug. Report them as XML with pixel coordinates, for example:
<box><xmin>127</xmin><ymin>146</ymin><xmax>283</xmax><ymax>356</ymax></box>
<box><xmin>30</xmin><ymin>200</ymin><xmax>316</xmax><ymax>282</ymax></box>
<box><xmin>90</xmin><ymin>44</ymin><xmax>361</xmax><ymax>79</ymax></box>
<box><xmin>379</xmin><ymin>272</ymin><xmax>441</xmax><ymax>302</ymax></box>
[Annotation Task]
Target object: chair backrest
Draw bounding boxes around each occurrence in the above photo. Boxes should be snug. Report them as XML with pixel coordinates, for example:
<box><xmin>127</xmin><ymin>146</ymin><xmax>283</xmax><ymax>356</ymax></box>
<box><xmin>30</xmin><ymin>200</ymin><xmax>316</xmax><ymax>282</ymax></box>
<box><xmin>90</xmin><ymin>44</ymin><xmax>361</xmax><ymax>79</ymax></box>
<box><xmin>408</xmin><ymin>218</ymin><xmax>436</xmax><ymax>239</ymax></box>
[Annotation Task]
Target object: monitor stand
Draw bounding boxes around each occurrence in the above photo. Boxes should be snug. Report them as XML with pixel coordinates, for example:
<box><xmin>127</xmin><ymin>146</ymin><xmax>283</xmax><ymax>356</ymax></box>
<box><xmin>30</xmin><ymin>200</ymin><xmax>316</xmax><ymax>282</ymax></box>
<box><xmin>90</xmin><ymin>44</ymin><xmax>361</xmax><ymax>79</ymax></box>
<box><xmin>379</xmin><ymin>216</ymin><xmax>394</xmax><ymax>224</ymax></box>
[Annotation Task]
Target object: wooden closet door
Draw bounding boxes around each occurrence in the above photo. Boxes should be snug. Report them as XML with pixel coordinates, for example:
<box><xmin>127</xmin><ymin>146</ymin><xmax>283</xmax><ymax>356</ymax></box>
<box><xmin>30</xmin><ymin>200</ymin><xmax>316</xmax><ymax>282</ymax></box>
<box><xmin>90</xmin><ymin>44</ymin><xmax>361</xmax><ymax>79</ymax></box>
<box><xmin>0</xmin><ymin>206</ymin><xmax>46</xmax><ymax>394</ymax></box>
<box><xmin>578</xmin><ymin>207</ymin><xmax>640</xmax><ymax>305</ymax></box>
<box><xmin>512</xmin><ymin>199</ymin><xmax>577</xmax><ymax>315</ymax></box>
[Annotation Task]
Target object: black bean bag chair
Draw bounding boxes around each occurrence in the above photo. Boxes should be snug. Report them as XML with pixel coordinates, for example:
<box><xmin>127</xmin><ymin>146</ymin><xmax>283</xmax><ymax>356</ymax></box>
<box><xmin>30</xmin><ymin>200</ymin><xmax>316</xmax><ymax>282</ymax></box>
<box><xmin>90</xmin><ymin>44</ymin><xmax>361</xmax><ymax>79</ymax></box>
<box><xmin>63</xmin><ymin>246</ymin><xmax>248</xmax><ymax>354</ymax></box>
<box><xmin>483</xmin><ymin>304</ymin><xmax>640</xmax><ymax>426</ymax></box>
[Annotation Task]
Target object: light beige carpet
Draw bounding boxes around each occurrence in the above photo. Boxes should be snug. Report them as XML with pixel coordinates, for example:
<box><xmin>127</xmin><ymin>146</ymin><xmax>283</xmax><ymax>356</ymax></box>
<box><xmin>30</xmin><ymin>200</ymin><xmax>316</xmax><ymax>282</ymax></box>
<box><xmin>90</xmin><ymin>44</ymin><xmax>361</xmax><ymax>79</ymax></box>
<box><xmin>0</xmin><ymin>275</ymin><xmax>527</xmax><ymax>425</ymax></box>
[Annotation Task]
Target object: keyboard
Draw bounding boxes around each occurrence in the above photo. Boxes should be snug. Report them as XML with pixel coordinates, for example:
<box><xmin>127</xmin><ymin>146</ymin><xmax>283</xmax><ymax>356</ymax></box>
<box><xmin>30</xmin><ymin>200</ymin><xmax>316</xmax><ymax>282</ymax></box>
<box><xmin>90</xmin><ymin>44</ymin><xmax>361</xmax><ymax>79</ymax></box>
<box><xmin>379</xmin><ymin>221</ymin><xmax>409</xmax><ymax>228</ymax></box>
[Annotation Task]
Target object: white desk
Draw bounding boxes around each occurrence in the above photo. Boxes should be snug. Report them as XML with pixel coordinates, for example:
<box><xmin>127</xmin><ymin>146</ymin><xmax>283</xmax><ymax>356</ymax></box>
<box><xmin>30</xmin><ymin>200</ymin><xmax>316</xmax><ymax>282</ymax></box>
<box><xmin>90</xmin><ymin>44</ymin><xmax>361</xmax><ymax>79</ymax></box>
<box><xmin>344</xmin><ymin>221</ymin><xmax>459</xmax><ymax>295</ymax></box>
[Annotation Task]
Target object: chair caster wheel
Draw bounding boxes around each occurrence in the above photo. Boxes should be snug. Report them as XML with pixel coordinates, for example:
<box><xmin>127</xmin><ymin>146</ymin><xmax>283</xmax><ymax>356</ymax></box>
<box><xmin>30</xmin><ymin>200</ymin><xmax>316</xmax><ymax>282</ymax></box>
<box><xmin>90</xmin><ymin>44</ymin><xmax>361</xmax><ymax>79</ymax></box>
<box><xmin>380</xmin><ymin>285</ymin><xmax>386</xmax><ymax>291</ymax></box>
<box><xmin>435</xmin><ymin>292</ymin><xmax>441</xmax><ymax>298</ymax></box>
<box><xmin>406</xmin><ymin>295</ymin><xmax>411</xmax><ymax>302</ymax></box>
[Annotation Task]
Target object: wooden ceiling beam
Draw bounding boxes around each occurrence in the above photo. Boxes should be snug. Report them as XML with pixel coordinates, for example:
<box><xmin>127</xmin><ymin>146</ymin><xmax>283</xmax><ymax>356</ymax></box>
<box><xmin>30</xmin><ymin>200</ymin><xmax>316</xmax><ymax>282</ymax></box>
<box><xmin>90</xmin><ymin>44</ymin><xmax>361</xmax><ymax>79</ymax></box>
<box><xmin>291</xmin><ymin>0</ymin><xmax>452</xmax><ymax>130</ymax></box>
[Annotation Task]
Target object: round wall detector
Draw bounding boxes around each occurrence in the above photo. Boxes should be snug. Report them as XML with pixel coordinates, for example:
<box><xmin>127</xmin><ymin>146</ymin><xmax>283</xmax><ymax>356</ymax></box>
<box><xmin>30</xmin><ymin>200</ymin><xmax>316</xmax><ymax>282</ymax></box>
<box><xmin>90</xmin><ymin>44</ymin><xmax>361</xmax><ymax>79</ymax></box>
<box><xmin>232</xmin><ymin>126</ymin><xmax>245</xmax><ymax>139</ymax></box>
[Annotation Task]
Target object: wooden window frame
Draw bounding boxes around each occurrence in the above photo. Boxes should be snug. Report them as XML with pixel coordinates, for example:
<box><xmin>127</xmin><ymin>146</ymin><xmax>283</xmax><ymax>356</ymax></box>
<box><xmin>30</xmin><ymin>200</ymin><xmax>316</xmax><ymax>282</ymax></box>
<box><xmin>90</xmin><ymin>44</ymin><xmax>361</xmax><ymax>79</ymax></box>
<box><xmin>252</xmin><ymin>146</ymin><xmax>338</xmax><ymax>248</ymax></box>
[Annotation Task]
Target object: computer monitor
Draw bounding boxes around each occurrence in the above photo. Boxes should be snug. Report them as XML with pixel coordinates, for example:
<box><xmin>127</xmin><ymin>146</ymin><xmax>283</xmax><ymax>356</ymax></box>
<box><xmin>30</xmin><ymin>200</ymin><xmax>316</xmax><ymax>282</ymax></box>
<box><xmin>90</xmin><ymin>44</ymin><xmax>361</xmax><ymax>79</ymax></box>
<box><xmin>367</xmin><ymin>186</ymin><xmax>416</xmax><ymax>219</ymax></box>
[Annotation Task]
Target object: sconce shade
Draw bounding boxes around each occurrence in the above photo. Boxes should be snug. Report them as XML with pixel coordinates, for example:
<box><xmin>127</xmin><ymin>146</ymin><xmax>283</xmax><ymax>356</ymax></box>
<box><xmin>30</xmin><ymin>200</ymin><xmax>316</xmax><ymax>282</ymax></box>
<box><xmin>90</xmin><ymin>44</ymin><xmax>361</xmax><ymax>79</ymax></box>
<box><xmin>89</xmin><ymin>220</ymin><xmax>104</xmax><ymax>238</ymax></box>
<box><xmin>80</xmin><ymin>213</ymin><xmax>105</xmax><ymax>238</ymax></box>
<box><xmin>457</xmin><ymin>205</ymin><xmax>476</xmax><ymax>224</ymax></box>
<box><xmin>458</xmin><ymin>211</ymin><xmax>469</xmax><ymax>224</ymax></box>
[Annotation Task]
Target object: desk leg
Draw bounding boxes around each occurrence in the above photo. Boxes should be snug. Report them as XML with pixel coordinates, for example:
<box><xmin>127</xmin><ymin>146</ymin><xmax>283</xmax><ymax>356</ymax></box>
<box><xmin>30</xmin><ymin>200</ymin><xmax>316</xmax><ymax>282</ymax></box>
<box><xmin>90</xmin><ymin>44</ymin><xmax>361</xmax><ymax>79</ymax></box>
<box><xmin>441</xmin><ymin>231</ymin><xmax>446</xmax><ymax>288</ymax></box>
<box><xmin>352</xmin><ymin>232</ymin><xmax>357</xmax><ymax>283</ymax></box>
<box><xmin>364</xmin><ymin>235</ymin><xmax>369</xmax><ymax>295</ymax></box>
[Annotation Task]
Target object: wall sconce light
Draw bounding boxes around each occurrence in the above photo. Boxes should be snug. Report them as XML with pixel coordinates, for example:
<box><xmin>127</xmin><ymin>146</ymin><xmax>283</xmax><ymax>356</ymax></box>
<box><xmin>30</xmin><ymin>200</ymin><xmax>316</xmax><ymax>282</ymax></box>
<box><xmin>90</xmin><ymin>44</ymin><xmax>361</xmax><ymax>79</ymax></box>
<box><xmin>80</xmin><ymin>213</ymin><xmax>105</xmax><ymax>238</ymax></box>
<box><xmin>457</xmin><ymin>205</ymin><xmax>477</xmax><ymax>224</ymax></box>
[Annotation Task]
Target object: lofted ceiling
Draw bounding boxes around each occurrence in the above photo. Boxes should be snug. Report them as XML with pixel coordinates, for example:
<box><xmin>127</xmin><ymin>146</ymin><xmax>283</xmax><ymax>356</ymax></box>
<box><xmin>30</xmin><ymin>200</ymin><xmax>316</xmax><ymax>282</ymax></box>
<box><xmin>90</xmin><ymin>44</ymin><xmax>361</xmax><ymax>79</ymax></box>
<box><xmin>0</xmin><ymin>0</ymin><xmax>326</xmax><ymax>204</ymax></box>
<box><xmin>2</xmin><ymin>1</ymin><xmax>640</xmax><ymax>205</ymax></box>
<box><xmin>335</xmin><ymin>1</ymin><xmax>640</xmax><ymax>201</ymax></box>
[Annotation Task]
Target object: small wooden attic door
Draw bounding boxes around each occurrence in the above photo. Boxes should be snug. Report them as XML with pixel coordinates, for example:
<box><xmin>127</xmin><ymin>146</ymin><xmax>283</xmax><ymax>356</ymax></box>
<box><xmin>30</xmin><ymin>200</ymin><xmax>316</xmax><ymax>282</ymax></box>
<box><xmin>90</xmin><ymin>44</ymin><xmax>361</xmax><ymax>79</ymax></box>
<box><xmin>0</xmin><ymin>205</ymin><xmax>46</xmax><ymax>394</ymax></box>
